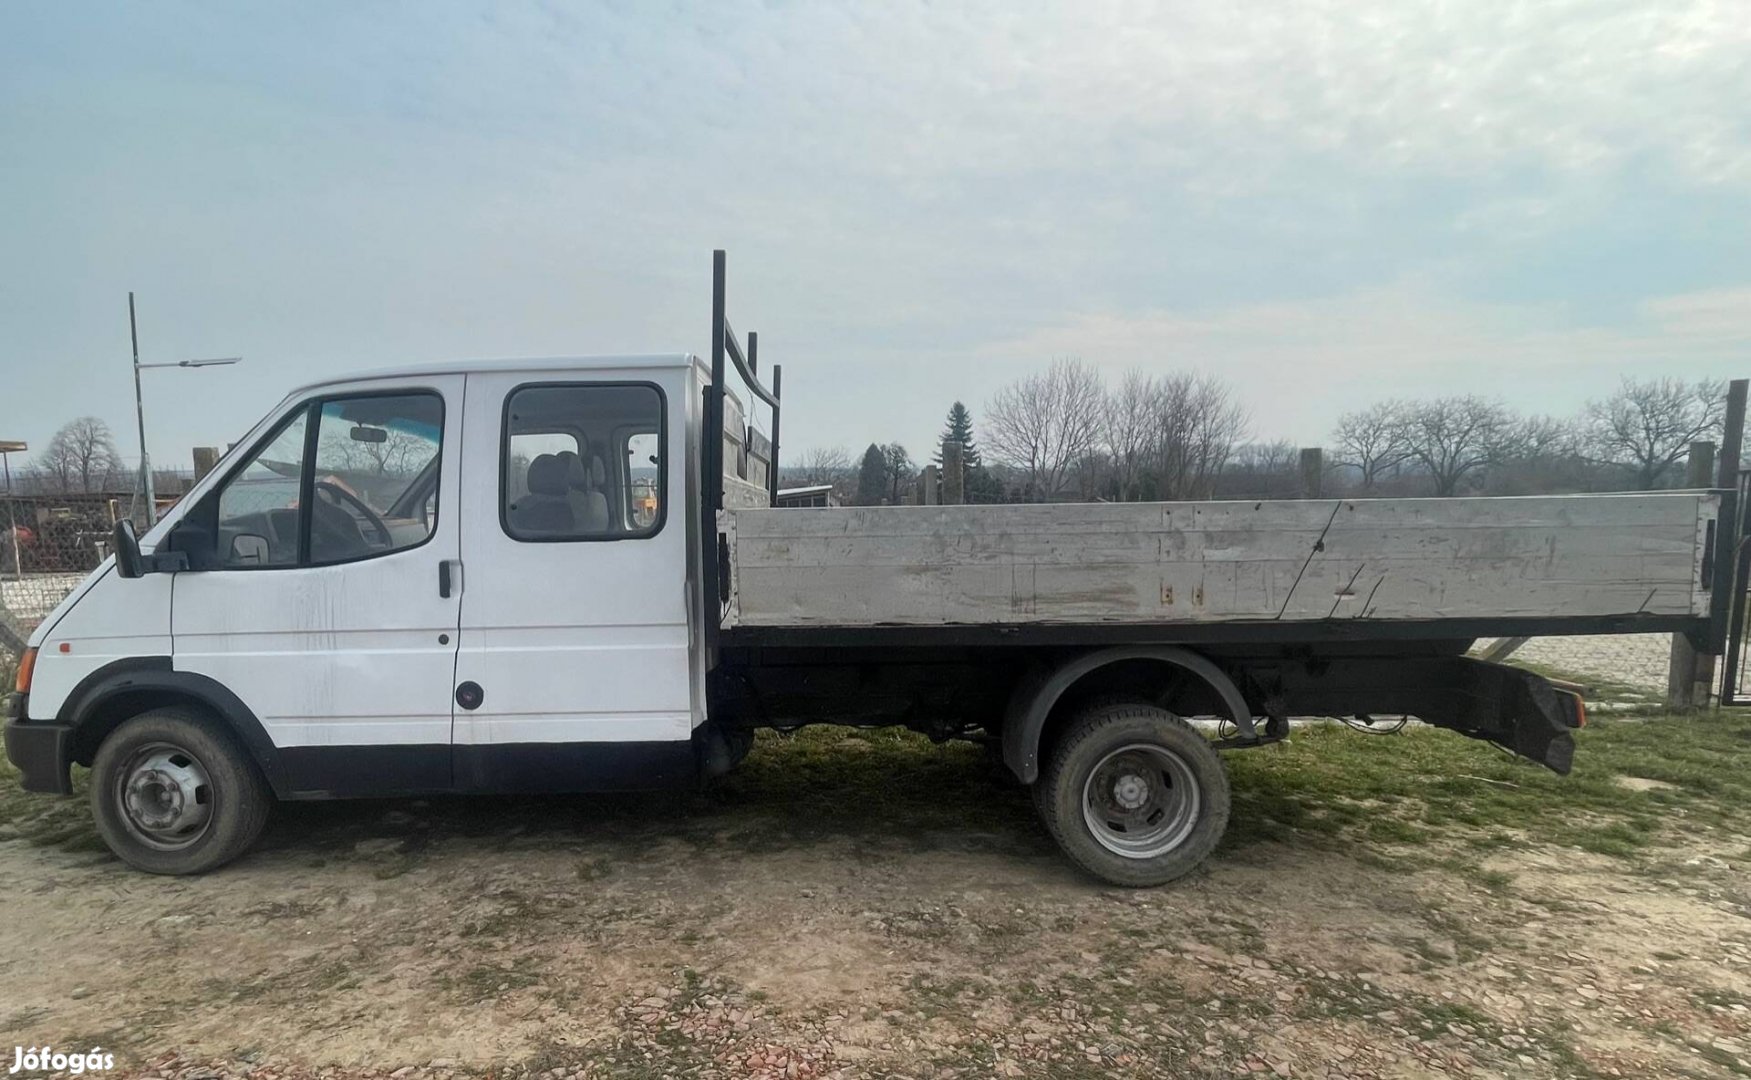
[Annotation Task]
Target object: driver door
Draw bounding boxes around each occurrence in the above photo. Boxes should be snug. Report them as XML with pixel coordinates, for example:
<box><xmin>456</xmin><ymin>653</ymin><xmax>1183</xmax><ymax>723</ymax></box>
<box><xmin>171</xmin><ymin>376</ymin><xmax>465</xmax><ymax>796</ymax></box>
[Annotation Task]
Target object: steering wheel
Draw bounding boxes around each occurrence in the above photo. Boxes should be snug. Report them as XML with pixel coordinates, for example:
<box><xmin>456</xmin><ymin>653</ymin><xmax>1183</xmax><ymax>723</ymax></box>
<box><xmin>315</xmin><ymin>480</ymin><xmax>393</xmax><ymax>549</ymax></box>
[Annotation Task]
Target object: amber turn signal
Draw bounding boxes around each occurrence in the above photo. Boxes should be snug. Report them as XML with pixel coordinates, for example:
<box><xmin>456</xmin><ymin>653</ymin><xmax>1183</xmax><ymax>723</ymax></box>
<box><xmin>15</xmin><ymin>646</ymin><xmax>37</xmax><ymax>694</ymax></box>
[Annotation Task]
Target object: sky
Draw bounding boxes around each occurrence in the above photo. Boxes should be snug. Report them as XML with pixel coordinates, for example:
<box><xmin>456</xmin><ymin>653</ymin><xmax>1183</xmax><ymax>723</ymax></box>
<box><xmin>3</xmin><ymin>0</ymin><xmax>1751</xmax><ymax>476</ymax></box>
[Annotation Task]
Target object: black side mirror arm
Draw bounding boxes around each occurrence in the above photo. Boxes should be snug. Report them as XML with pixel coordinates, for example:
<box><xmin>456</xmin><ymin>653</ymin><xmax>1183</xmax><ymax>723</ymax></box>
<box><xmin>112</xmin><ymin>519</ymin><xmax>190</xmax><ymax>578</ymax></box>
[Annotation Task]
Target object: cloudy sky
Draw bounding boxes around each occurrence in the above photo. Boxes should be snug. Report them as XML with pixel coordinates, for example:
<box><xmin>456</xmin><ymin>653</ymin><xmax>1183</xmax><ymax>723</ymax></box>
<box><xmin>4</xmin><ymin>0</ymin><xmax>1750</xmax><ymax>474</ymax></box>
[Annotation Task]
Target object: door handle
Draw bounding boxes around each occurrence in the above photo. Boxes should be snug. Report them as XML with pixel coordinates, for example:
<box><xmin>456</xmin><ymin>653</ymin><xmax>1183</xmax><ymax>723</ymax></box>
<box><xmin>438</xmin><ymin>559</ymin><xmax>460</xmax><ymax>598</ymax></box>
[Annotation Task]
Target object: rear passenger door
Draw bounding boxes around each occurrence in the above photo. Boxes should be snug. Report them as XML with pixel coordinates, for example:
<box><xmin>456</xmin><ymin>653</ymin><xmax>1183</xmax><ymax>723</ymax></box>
<box><xmin>453</xmin><ymin>368</ymin><xmax>697</xmax><ymax>792</ymax></box>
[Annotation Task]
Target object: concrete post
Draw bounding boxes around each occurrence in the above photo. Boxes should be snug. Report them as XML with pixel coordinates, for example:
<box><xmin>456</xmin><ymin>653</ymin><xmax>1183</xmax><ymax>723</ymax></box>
<box><xmin>941</xmin><ymin>441</ymin><xmax>965</xmax><ymax>505</ymax></box>
<box><xmin>1298</xmin><ymin>448</ymin><xmax>1323</xmax><ymax>499</ymax></box>
<box><xmin>192</xmin><ymin>446</ymin><xmax>220</xmax><ymax>482</ymax></box>
<box><xmin>919</xmin><ymin>465</ymin><xmax>939</xmax><ymax>505</ymax></box>
<box><xmin>1669</xmin><ymin>440</ymin><xmax>1718</xmax><ymax>709</ymax></box>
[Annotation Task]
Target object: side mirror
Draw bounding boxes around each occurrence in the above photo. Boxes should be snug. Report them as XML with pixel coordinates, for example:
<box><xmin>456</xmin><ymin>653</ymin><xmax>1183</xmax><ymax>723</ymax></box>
<box><xmin>112</xmin><ymin>519</ymin><xmax>191</xmax><ymax>577</ymax></box>
<box><xmin>113</xmin><ymin>520</ymin><xmax>144</xmax><ymax>579</ymax></box>
<box><xmin>230</xmin><ymin>534</ymin><xmax>270</xmax><ymax>565</ymax></box>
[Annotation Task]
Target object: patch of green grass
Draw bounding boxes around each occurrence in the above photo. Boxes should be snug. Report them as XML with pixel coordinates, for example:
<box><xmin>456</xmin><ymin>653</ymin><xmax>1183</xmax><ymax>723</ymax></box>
<box><xmin>1222</xmin><ymin>714</ymin><xmax>1751</xmax><ymax>863</ymax></box>
<box><xmin>1693</xmin><ymin>986</ymin><xmax>1751</xmax><ymax>1009</ymax></box>
<box><xmin>444</xmin><ymin>959</ymin><xmax>543</xmax><ymax>1004</ymax></box>
<box><xmin>0</xmin><ymin>756</ymin><xmax>100</xmax><ymax>851</ymax></box>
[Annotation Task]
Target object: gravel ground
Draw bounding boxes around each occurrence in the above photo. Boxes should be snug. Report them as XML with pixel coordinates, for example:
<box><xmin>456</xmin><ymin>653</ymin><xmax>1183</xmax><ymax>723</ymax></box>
<box><xmin>5</xmin><ymin>719</ymin><xmax>1751</xmax><ymax>1080</ymax></box>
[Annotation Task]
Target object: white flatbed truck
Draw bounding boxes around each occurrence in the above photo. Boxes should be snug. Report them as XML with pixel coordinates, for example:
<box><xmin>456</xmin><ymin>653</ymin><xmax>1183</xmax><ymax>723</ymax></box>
<box><xmin>3</xmin><ymin>252</ymin><xmax>1738</xmax><ymax>886</ymax></box>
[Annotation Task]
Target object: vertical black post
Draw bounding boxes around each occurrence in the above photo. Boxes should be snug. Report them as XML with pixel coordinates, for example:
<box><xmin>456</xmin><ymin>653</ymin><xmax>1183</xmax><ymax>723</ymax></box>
<box><xmin>701</xmin><ymin>250</ymin><xmax>729</xmax><ymax>660</ymax></box>
<box><xmin>707</xmin><ymin>250</ymin><xmax>728</xmax><ymax>516</ymax></box>
<box><xmin>1712</xmin><ymin>379</ymin><xmax>1747</xmax><ymax>659</ymax></box>
<box><xmin>747</xmin><ymin>330</ymin><xmax>757</xmax><ymax>376</ymax></box>
<box><xmin>769</xmin><ymin>364</ymin><xmax>783</xmax><ymax>505</ymax></box>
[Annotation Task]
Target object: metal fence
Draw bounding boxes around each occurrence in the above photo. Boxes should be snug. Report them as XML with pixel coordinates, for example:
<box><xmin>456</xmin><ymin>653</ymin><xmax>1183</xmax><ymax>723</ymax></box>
<box><xmin>1473</xmin><ymin>634</ymin><xmax>1671</xmax><ymax>711</ymax></box>
<box><xmin>0</xmin><ymin>493</ymin><xmax>123</xmax><ymax>656</ymax></box>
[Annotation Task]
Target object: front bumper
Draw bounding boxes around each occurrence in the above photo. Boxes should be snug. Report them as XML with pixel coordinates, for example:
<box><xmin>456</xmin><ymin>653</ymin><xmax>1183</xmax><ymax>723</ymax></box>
<box><xmin>3</xmin><ymin>694</ymin><xmax>74</xmax><ymax>795</ymax></box>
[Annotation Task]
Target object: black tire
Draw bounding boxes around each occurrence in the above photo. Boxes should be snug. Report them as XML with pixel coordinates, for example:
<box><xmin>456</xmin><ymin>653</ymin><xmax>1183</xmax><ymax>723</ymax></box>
<box><xmin>1035</xmin><ymin>703</ymin><xmax>1230</xmax><ymax>887</ymax></box>
<box><xmin>90</xmin><ymin>707</ymin><xmax>272</xmax><ymax>875</ymax></box>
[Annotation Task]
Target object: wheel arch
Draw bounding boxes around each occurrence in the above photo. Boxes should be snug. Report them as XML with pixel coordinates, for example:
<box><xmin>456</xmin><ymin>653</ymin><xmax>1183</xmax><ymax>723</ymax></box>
<box><xmin>55</xmin><ymin>657</ymin><xmax>291</xmax><ymax>796</ymax></box>
<box><xmin>1000</xmin><ymin>646</ymin><xmax>1252</xmax><ymax>784</ymax></box>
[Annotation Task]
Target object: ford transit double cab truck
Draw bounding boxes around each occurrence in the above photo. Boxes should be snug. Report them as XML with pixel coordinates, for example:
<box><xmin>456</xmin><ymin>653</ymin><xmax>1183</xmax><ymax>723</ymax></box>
<box><xmin>4</xmin><ymin>253</ymin><xmax>1730</xmax><ymax>886</ymax></box>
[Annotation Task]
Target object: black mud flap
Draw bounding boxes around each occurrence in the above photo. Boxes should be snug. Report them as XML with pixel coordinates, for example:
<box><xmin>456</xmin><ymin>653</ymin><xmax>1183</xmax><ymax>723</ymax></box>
<box><xmin>1263</xmin><ymin>656</ymin><xmax>1583</xmax><ymax>774</ymax></box>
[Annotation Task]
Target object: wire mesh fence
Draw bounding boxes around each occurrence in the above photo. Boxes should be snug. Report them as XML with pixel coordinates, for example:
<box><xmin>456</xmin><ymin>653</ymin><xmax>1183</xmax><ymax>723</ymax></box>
<box><xmin>1474</xmin><ymin>633</ymin><xmax>1673</xmax><ymax>711</ymax></box>
<box><xmin>0</xmin><ymin>492</ymin><xmax>128</xmax><ymax>657</ymax></box>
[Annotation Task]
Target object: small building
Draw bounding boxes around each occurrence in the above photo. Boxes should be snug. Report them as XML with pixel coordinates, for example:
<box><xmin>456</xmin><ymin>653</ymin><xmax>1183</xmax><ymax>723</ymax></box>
<box><xmin>774</xmin><ymin>484</ymin><xmax>839</xmax><ymax>509</ymax></box>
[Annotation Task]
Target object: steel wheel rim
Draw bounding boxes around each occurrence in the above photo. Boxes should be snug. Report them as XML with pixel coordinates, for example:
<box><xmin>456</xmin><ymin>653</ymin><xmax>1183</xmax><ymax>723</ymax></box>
<box><xmin>1081</xmin><ymin>742</ymin><xmax>1201</xmax><ymax>859</ymax></box>
<box><xmin>115</xmin><ymin>741</ymin><xmax>215</xmax><ymax>850</ymax></box>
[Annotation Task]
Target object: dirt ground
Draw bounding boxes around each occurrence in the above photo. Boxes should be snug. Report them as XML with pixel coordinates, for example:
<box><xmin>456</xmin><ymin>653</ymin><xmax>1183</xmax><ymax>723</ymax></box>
<box><xmin>4</xmin><ymin>719</ymin><xmax>1751</xmax><ymax>1080</ymax></box>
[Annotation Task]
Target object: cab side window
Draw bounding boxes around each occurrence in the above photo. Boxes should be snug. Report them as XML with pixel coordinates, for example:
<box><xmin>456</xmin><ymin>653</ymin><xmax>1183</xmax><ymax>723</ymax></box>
<box><xmin>502</xmin><ymin>383</ymin><xmax>665</xmax><ymax>542</ymax></box>
<box><xmin>309</xmin><ymin>395</ymin><xmax>443</xmax><ymax>564</ymax></box>
<box><xmin>216</xmin><ymin>410</ymin><xmax>308</xmax><ymax>568</ymax></box>
<box><xmin>209</xmin><ymin>391</ymin><xmax>444</xmax><ymax>568</ymax></box>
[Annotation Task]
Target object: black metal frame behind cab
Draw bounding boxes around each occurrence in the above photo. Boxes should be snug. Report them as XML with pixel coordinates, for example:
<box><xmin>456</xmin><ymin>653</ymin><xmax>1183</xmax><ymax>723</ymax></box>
<box><xmin>701</xmin><ymin>250</ymin><xmax>782</xmax><ymax>656</ymax></box>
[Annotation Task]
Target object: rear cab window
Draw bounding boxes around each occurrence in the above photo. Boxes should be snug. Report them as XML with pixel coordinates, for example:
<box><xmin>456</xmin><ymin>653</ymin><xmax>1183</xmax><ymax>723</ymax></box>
<box><xmin>501</xmin><ymin>383</ymin><xmax>665</xmax><ymax>542</ymax></box>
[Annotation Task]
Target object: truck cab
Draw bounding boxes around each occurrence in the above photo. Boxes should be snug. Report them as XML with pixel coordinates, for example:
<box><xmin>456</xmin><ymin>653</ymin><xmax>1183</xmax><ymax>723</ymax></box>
<box><xmin>6</xmin><ymin>354</ymin><xmax>726</xmax><ymax>869</ymax></box>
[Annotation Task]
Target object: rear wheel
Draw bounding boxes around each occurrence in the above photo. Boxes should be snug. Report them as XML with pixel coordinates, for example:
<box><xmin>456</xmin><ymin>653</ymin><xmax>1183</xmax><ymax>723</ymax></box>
<box><xmin>91</xmin><ymin>707</ymin><xmax>272</xmax><ymax>875</ymax></box>
<box><xmin>1035</xmin><ymin>703</ymin><xmax>1230</xmax><ymax>887</ymax></box>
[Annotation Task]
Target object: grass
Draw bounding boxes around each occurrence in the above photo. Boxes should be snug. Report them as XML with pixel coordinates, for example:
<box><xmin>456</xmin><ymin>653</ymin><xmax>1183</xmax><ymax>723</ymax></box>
<box><xmin>1221</xmin><ymin>712</ymin><xmax>1751</xmax><ymax>862</ymax></box>
<box><xmin>5</xmin><ymin>701</ymin><xmax>1751</xmax><ymax>879</ymax></box>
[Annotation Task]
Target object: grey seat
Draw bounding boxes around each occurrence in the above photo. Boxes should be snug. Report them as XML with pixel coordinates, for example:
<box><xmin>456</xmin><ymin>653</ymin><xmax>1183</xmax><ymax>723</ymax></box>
<box><xmin>568</xmin><ymin>454</ymin><xmax>612</xmax><ymax>534</ymax></box>
<box><xmin>510</xmin><ymin>453</ymin><xmax>575</xmax><ymax>536</ymax></box>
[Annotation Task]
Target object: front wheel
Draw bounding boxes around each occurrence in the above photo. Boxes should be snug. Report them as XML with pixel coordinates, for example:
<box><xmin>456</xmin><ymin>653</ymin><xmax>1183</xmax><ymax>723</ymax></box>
<box><xmin>90</xmin><ymin>707</ymin><xmax>272</xmax><ymax>875</ymax></box>
<box><xmin>1035</xmin><ymin>703</ymin><xmax>1230</xmax><ymax>887</ymax></box>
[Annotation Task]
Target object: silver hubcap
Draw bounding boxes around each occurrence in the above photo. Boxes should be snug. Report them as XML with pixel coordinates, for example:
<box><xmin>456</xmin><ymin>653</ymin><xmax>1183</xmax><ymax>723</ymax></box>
<box><xmin>117</xmin><ymin>742</ymin><xmax>214</xmax><ymax>850</ymax></box>
<box><xmin>1082</xmin><ymin>743</ymin><xmax>1201</xmax><ymax>859</ymax></box>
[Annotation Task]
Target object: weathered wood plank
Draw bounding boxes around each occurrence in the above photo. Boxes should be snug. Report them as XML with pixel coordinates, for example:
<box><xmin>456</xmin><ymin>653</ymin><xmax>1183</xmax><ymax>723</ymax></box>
<box><xmin>722</xmin><ymin>494</ymin><xmax>1717</xmax><ymax>628</ymax></box>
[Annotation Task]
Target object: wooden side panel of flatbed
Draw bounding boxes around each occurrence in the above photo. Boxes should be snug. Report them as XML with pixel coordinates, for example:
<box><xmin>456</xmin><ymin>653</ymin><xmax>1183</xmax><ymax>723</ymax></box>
<box><xmin>720</xmin><ymin>493</ymin><xmax>1718</xmax><ymax>629</ymax></box>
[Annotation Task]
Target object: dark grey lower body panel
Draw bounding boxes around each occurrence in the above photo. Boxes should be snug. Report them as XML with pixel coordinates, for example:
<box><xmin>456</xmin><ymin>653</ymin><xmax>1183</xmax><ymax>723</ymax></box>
<box><xmin>278</xmin><ymin>740</ymin><xmax>698</xmax><ymax>799</ymax></box>
<box><xmin>452</xmin><ymin>740</ymin><xmax>697</xmax><ymax>794</ymax></box>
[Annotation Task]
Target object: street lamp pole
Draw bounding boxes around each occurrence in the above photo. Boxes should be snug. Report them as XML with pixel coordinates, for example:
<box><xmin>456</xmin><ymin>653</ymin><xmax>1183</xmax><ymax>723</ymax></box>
<box><xmin>129</xmin><ymin>292</ymin><xmax>154</xmax><ymax>526</ymax></box>
<box><xmin>127</xmin><ymin>292</ymin><xmax>241</xmax><ymax>528</ymax></box>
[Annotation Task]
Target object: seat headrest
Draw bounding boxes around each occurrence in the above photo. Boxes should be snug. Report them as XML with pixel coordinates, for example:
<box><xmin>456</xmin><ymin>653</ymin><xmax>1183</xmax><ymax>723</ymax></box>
<box><xmin>525</xmin><ymin>453</ymin><xmax>569</xmax><ymax>496</ymax></box>
<box><xmin>561</xmin><ymin>452</ymin><xmax>590</xmax><ymax>491</ymax></box>
<box><xmin>589</xmin><ymin>456</ymin><xmax>606</xmax><ymax>487</ymax></box>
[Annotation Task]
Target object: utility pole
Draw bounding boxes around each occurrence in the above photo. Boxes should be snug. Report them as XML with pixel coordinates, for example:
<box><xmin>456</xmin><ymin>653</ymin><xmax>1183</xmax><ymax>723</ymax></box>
<box><xmin>130</xmin><ymin>292</ymin><xmax>153</xmax><ymax>525</ymax></box>
<box><xmin>127</xmin><ymin>292</ymin><xmax>242</xmax><ymax>528</ymax></box>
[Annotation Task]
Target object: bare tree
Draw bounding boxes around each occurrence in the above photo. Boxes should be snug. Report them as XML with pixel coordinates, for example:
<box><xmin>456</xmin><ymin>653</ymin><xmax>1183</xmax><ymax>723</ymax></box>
<box><xmin>1487</xmin><ymin>414</ymin><xmax>1588</xmax><ymax>495</ymax></box>
<box><xmin>37</xmin><ymin>417</ymin><xmax>123</xmax><ymax>493</ymax></box>
<box><xmin>1583</xmin><ymin>377</ymin><xmax>1725</xmax><ymax>489</ymax></box>
<box><xmin>323</xmin><ymin>428</ymin><xmax>432</xmax><ymax>478</ymax></box>
<box><xmin>792</xmin><ymin>446</ymin><xmax>853</xmax><ymax>486</ymax></box>
<box><xmin>791</xmin><ymin>442</ymin><xmax>850</xmax><ymax>500</ymax></box>
<box><xmin>1151</xmin><ymin>373</ymin><xmax>1246</xmax><ymax>500</ymax></box>
<box><xmin>1229</xmin><ymin>440</ymin><xmax>1299</xmax><ymax>475</ymax></box>
<box><xmin>1103</xmin><ymin>371</ymin><xmax>1160</xmax><ymax>502</ymax></box>
<box><xmin>984</xmin><ymin>359</ymin><xmax>1106</xmax><ymax>500</ymax></box>
<box><xmin>1399</xmin><ymin>397</ymin><xmax>1515</xmax><ymax>496</ymax></box>
<box><xmin>1332</xmin><ymin>401</ymin><xmax>1411</xmax><ymax>490</ymax></box>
